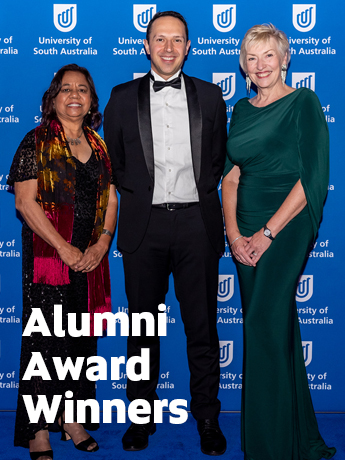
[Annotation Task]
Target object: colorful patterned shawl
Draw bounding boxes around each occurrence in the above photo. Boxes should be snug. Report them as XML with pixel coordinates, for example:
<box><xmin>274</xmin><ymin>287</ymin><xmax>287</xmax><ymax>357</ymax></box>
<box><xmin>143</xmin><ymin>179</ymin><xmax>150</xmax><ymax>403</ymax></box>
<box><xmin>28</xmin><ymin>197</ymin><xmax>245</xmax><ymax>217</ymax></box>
<box><xmin>33</xmin><ymin>119</ymin><xmax>112</xmax><ymax>328</ymax></box>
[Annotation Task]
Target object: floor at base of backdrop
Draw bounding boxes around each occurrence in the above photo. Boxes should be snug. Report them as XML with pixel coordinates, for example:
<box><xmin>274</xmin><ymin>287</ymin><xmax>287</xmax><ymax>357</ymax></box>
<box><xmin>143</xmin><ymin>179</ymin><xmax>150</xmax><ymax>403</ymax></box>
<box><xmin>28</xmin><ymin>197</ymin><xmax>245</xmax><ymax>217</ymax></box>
<box><xmin>1</xmin><ymin>412</ymin><xmax>344</xmax><ymax>460</ymax></box>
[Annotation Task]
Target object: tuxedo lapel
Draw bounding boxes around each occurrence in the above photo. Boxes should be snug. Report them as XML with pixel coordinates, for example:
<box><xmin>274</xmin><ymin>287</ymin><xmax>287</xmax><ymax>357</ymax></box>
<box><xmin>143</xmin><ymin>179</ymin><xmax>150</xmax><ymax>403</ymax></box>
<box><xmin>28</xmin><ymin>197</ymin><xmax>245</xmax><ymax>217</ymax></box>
<box><xmin>138</xmin><ymin>72</ymin><xmax>154</xmax><ymax>181</ymax></box>
<box><xmin>183</xmin><ymin>73</ymin><xmax>202</xmax><ymax>184</ymax></box>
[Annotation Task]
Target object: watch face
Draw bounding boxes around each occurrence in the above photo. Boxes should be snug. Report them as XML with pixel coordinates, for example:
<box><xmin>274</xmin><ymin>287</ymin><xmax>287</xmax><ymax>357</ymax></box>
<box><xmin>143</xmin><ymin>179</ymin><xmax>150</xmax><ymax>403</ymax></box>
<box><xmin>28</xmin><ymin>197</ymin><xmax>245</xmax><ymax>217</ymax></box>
<box><xmin>264</xmin><ymin>229</ymin><xmax>270</xmax><ymax>237</ymax></box>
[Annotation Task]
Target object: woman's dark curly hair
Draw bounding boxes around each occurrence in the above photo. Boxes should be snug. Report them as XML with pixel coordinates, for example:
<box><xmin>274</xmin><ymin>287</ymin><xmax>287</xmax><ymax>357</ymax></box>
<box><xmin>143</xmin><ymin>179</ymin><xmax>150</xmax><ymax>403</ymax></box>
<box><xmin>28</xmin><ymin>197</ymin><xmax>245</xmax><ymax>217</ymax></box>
<box><xmin>41</xmin><ymin>63</ymin><xmax>102</xmax><ymax>130</ymax></box>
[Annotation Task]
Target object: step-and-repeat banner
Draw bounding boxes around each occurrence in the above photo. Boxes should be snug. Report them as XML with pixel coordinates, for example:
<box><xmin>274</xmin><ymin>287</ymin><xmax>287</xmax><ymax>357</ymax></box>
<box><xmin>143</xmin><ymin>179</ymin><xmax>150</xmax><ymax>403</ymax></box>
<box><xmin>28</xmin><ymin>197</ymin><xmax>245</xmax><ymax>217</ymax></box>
<box><xmin>0</xmin><ymin>0</ymin><xmax>344</xmax><ymax>413</ymax></box>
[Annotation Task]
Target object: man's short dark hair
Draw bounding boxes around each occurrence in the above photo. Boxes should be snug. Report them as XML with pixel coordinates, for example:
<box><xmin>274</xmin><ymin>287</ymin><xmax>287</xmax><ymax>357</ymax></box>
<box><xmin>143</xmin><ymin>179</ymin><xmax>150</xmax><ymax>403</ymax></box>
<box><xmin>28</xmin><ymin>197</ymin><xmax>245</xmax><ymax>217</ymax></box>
<box><xmin>146</xmin><ymin>11</ymin><xmax>189</xmax><ymax>42</ymax></box>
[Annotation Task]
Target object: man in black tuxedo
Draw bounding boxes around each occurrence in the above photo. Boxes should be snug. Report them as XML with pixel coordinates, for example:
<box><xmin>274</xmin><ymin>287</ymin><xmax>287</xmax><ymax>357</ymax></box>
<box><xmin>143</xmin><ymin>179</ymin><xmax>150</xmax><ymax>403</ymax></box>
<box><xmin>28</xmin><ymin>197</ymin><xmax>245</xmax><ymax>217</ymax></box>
<box><xmin>104</xmin><ymin>11</ymin><xmax>227</xmax><ymax>456</ymax></box>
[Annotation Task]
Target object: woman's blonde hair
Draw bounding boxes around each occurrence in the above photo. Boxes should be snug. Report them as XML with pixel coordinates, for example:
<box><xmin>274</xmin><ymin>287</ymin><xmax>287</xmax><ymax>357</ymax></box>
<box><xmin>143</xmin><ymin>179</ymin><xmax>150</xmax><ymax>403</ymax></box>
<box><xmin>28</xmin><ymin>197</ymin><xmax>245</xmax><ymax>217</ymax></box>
<box><xmin>239</xmin><ymin>24</ymin><xmax>290</xmax><ymax>73</ymax></box>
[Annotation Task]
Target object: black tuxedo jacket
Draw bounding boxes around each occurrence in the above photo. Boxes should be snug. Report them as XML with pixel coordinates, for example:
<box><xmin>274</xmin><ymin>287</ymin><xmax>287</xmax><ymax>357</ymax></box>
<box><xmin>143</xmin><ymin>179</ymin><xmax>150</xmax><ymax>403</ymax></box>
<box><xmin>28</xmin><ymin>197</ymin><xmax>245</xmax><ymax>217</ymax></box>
<box><xmin>104</xmin><ymin>72</ymin><xmax>227</xmax><ymax>254</ymax></box>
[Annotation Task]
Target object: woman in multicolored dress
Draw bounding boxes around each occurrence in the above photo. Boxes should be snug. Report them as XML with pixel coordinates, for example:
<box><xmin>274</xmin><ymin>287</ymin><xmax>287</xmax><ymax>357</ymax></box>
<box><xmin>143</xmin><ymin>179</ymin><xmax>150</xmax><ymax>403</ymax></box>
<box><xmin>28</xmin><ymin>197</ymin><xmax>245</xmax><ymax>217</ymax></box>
<box><xmin>8</xmin><ymin>64</ymin><xmax>117</xmax><ymax>460</ymax></box>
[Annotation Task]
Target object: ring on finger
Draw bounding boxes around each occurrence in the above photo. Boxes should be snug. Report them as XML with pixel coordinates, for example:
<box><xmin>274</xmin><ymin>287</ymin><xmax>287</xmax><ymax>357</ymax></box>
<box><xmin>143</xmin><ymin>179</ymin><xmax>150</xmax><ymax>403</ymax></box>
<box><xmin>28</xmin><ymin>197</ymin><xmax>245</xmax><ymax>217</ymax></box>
<box><xmin>252</xmin><ymin>252</ymin><xmax>258</xmax><ymax>256</ymax></box>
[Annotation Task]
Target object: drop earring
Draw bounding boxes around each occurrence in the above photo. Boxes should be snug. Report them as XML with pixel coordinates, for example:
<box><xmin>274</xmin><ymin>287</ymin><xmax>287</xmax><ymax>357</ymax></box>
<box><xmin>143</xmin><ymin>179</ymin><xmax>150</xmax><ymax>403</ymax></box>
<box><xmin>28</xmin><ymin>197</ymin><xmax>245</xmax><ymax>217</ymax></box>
<box><xmin>281</xmin><ymin>64</ymin><xmax>287</xmax><ymax>86</ymax></box>
<box><xmin>246</xmin><ymin>74</ymin><xmax>251</xmax><ymax>95</ymax></box>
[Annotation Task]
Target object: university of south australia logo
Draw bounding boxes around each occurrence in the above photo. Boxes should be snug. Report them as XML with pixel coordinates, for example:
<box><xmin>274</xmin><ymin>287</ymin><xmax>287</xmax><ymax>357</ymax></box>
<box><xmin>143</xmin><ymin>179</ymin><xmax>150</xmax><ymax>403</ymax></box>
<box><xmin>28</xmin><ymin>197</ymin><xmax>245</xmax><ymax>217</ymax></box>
<box><xmin>54</xmin><ymin>4</ymin><xmax>77</xmax><ymax>32</ymax></box>
<box><xmin>213</xmin><ymin>73</ymin><xmax>236</xmax><ymax>100</ymax></box>
<box><xmin>213</xmin><ymin>5</ymin><xmax>236</xmax><ymax>33</ymax></box>
<box><xmin>293</xmin><ymin>4</ymin><xmax>316</xmax><ymax>32</ymax></box>
<box><xmin>291</xmin><ymin>72</ymin><xmax>315</xmax><ymax>91</ymax></box>
<box><xmin>302</xmin><ymin>341</ymin><xmax>313</xmax><ymax>366</ymax></box>
<box><xmin>217</xmin><ymin>275</ymin><xmax>234</xmax><ymax>302</ymax></box>
<box><xmin>133</xmin><ymin>5</ymin><xmax>156</xmax><ymax>32</ymax></box>
<box><xmin>219</xmin><ymin>341</ymin><xmax>233</xmax><ymax>367</ymax></box>
<box><xmin>296</xmin><ymin>275</ymin><xmax>313</xmax><ymax>302</ymax></box>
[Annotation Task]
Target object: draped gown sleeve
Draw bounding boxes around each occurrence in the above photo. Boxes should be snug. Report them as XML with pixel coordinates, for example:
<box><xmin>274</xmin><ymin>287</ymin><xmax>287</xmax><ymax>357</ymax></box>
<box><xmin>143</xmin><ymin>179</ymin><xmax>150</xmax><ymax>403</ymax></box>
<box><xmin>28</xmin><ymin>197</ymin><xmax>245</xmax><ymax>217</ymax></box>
<box><xmin>295</xmin><ymin>89</ymin><xmax>329</xmax><ymax>239</ymax></box>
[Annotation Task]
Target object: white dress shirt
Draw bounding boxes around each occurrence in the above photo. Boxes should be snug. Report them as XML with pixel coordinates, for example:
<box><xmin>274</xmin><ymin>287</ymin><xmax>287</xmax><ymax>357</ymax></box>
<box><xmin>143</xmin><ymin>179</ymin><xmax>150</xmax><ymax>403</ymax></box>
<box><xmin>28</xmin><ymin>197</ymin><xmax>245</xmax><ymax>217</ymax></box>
<box><xmin>150</xmin><ymin>69</ymin><xmax>199</xmax><ymax>204</ymax></box>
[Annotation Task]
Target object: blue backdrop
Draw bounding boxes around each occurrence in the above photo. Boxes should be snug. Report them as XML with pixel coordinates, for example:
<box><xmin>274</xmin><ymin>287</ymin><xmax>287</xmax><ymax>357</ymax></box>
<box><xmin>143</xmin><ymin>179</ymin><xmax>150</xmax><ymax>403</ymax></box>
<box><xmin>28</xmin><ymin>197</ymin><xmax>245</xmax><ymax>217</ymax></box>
<box><xmin>0</xmin><ymin>0</ymin><xmax>344</xmax><ymax>414</ymax></box>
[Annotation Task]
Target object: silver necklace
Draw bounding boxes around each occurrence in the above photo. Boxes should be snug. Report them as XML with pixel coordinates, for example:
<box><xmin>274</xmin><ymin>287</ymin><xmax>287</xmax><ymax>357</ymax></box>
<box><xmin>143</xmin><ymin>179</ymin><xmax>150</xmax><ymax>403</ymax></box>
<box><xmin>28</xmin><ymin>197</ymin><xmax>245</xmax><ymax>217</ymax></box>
<box><xmin>66</xmin><ymin>132</ymin><xmax>83</xmax><ymax>145</ymax></box>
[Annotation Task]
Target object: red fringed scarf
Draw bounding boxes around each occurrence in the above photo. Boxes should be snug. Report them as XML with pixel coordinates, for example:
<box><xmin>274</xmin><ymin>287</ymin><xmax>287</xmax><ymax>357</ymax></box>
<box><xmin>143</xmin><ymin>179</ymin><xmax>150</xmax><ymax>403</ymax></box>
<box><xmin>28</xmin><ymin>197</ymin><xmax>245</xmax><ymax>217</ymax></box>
<box><xmin>33</xmin><ymin>120</ymin><xmax>112</xmax><ymax>331</ymax></box>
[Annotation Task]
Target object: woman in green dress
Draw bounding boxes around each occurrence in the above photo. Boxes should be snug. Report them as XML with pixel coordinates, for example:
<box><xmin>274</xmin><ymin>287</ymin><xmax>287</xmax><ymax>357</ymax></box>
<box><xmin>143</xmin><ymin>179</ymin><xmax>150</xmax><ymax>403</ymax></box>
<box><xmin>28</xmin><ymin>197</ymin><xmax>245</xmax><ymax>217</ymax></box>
<box><xmin>222</xmin><ymin>24</ymin><xmax>336</xmax><ymax>460</ymax></box>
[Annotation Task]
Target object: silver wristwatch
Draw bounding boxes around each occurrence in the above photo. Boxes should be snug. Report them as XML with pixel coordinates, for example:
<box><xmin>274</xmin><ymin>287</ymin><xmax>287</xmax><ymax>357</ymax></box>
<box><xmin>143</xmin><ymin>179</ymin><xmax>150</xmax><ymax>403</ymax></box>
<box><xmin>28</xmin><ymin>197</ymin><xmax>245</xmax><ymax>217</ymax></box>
<box><xmin>263</xmin><ymin>224</ymin><xmax>275</xmax><ymax>241</ymax></box>
<box><xmin>102</xmin><ymin>228</ymin><xmax>113</xmax><ymax>238</ymax></box>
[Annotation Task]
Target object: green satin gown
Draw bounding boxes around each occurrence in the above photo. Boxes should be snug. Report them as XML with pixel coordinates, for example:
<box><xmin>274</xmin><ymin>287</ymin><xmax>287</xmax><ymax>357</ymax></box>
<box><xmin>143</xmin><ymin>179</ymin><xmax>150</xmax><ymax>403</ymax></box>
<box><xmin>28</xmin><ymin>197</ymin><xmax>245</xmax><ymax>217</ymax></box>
<box><xmin>224</xmin><ymin>88</ymin><xmax>336</xmax><ymax>460</ymax></box>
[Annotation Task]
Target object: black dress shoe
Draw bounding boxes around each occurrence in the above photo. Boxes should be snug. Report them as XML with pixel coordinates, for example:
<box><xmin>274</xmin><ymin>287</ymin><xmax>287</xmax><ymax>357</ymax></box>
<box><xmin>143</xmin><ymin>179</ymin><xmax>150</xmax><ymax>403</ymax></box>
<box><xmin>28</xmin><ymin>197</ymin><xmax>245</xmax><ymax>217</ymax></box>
<box><xmin>122</xmin><ymin>422</ymin><xmax>156</xmax><ymax>451</ymax></box>
<box><xmin>197</xmin><ymin>419</ymin><xmax>227</xmax><ymax>456</ymax></box>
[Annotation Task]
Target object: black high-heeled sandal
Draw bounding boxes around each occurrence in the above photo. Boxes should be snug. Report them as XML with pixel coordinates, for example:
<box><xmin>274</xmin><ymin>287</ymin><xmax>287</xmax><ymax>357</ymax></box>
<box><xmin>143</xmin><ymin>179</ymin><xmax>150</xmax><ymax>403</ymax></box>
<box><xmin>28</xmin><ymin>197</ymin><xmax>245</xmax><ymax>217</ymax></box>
<box><xmin>29</xmin><ymin>427</ymin><xmax>53</xmax><ymax>460</ymax></box>
<box><xmin>29</xmin><ymin>450</ymin><xmax>53</xmax><ymax>460</ymax></box>
<box><xmin>60</xmin><ymin>419</ymin><xmax>99</xmax><ymax>452</ymax></box>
